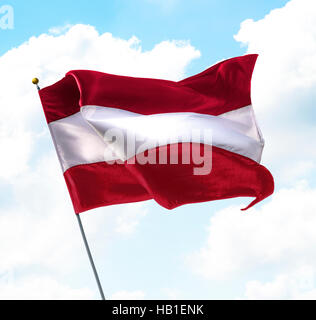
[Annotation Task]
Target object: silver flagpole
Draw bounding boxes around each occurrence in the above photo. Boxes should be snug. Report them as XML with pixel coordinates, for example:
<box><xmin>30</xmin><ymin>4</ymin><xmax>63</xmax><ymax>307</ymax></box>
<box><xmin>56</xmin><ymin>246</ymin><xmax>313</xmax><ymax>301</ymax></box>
<box><xmin>76</xmin><ymin>214</ymin><xmax>106</xmax><ymax>300</ymax></box>
<box><xmin>33</xmin><ymin>78</ymin><xmax>106</xmax><ymax>301</ymax></box>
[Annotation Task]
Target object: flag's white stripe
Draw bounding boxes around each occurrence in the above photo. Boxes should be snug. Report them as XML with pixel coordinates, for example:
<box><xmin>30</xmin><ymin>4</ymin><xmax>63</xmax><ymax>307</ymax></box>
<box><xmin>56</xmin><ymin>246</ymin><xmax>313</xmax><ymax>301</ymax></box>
<box><xmin>49</xmin><ymin>105</ymin><xmax>264</xmax><ymax>173</ymax></box>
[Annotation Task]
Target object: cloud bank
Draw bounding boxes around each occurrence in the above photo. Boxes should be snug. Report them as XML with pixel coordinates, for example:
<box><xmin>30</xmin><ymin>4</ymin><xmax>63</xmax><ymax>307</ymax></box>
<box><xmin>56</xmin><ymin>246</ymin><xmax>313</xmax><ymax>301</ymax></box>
<box><xmin>0</xmin><ymin>24</ymin><xmax>200</xmax><ymax>299</ymax></box>
<box><xmin>187</xmin><ymin>0</ymin><xmax>316</xmax><ymax>299</ymax></box>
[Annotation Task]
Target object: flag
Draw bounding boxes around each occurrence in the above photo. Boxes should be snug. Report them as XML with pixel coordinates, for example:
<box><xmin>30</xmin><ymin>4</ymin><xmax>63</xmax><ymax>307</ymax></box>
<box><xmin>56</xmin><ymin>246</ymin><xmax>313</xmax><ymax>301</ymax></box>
<box><xmin>39</xmin><ymin>54</ymin><xmax>274</xmax><ymax>214</ymax></box>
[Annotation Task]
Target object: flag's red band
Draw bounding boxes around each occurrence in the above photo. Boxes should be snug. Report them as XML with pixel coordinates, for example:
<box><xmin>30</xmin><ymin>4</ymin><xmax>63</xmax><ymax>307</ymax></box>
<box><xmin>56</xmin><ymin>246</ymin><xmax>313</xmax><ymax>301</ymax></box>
<box><xmin>40</xmin><ymin>54</ymin><xmax>258</xmax><ymax>124</ymax></box>
<box><xmin>64</xmin><ymin>144</ymin><xmax>274</xmax><ymax>214</ymax></box>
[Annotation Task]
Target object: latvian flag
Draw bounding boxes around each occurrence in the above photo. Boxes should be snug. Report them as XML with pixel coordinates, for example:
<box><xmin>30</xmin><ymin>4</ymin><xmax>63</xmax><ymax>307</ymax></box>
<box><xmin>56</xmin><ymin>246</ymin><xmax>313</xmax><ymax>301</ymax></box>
<box><xmin>39</xmin><ymin>54</ymin><xmax>274</xmax><ymax>214</ymax></box>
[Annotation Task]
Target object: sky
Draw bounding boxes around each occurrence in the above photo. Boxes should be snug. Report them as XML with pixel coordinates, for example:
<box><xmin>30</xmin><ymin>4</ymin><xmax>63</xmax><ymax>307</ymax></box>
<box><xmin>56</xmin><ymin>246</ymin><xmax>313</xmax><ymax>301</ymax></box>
<box><xmin>1</xmin><ymin>0</ymin><xmax>316</xmax><ymax>300</ymax></box>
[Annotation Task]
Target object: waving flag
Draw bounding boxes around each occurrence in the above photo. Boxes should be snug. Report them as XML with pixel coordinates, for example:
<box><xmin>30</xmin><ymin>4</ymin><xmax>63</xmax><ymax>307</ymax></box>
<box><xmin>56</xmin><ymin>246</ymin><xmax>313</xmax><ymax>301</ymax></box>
<box><xmin>39</xmin><ymin>54</ymin><xmax>274</xmax><ymax>214</ymax></box>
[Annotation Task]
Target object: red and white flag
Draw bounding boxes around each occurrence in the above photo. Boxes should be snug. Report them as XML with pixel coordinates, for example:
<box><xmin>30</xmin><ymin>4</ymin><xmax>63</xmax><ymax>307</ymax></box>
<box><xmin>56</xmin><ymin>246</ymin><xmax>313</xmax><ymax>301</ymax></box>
<box><xmin>39</xmin><ymin>54</ymin><xmax>274</xmax><ymax>214</ymax></box>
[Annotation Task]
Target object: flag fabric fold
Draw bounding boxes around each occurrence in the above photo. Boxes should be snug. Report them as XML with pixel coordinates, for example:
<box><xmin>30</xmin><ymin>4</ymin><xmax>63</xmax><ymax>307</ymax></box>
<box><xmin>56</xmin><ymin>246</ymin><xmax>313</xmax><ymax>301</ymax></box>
<box><xmin>39</xmin><ymin>54</ymin><xmax>274</xmax><ymax>214</ymax></box>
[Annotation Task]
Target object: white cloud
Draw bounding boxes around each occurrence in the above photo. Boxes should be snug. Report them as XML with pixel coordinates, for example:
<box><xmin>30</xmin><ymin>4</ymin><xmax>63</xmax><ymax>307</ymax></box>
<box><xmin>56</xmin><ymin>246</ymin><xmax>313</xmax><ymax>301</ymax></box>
<box><xmin>114</xmin><ymin>204</ymin><xmax>148</xmax><ymax>235</ymax></box>
<box><xmin>0</xmin><ymin>24</ymin><xmax>199</xmax><ymax>299</ymax></box>
<box><xmin>0</xmin><ymin>274</ymin><xmax>95</xmax><ymax>300</ymax></box>
<box><xmin>0</xmin><ymin>128</ymin><xmax>33</xmax><ymax>180</ymax></box>
<box><xmin>0</xmin><ymin>24</ymin><xmax>200</xmax><ymax>181</ymax></box>
<box><xmin>161</xmin><ymin>288</ymin><xmax>182</xmax><ymax>300</ymax></box>
<box><xmin>279</xmin><ymin>160</ymin><xmax>316</xmax><ymax>184</ymax></box>
<box><xmin>234</xmin><ymin>0</ymin><xmax>316</xmax><ymax>173</ymax></box>
<box><xmin>181</xmin><ymin>0</ymin><xmax>316</xmax><ymax>298</ymax></box>
<box><xmin>0</xmin><ymin>153</ymin><xmax>79</xmax><ymax>274</ymax></box>
<box><xmin>48</xmin><ymin>24</ymin><xmax>73</xmax><ymax>35</ymax></box>
<box><xmin>110</xmin><ymin>290</ymin><xmax>146</xmax><ymax>300</ymax></box>
<box><xmin>242</xmin><ymin>266</ymin><xmax>316</xmax><ymax>300</ymax></box>
<box><xmin>0</xmin><ymin>150</ymin><xmax>150</xmax><ymax>275</ymax></box>
<box><xmin>187</xmin><ymin>182</ymin><xmax>316</xmax><ymax>280</ymax></box>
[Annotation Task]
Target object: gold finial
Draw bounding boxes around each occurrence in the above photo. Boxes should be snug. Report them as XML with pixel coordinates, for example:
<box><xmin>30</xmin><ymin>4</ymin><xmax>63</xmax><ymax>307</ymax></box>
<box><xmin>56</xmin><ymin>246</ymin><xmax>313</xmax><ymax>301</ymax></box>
<box><xmin>32</xmin><ymin>78</ymin><xmax>40</xmax><ymax>91</ymax></box>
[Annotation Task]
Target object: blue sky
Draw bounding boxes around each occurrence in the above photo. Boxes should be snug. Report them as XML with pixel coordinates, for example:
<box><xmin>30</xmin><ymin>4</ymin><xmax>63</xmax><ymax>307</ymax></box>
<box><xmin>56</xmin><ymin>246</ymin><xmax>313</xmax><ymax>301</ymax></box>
<box><xmin>2</xmin><ymin>0</ymin><xmax>288</xmax><ymax>63</ymax></box>
<box><xmin>1</xmin><ymin>0</ymin><xmax>316</xmax><ymax>300</ymax></box>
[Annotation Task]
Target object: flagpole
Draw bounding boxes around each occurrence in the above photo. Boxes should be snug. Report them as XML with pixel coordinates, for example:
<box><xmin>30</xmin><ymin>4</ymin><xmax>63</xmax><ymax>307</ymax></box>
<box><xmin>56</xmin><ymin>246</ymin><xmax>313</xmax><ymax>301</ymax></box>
<box><xmin>76</xmin><ymin>214</ymin><xmax>106</xmax><ymax>300</ymax></box>
<box><xmin>33</xmin><ymin>78</ymin><xmax>106</xmax><ymax>301</ymax></box>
